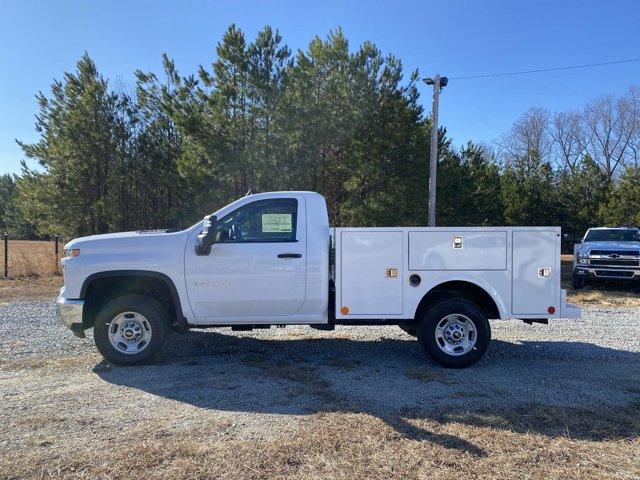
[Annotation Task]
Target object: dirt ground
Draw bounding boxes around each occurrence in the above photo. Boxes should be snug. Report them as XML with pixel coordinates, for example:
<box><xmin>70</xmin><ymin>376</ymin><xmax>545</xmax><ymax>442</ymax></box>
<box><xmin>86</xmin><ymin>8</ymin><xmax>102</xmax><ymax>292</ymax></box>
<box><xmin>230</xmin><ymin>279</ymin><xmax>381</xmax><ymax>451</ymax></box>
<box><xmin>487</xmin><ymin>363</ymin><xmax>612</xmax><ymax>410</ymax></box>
<box><xmin>0</xmin><ymin>276</ymin><xmax>62</xmax><ymax>301</ymax></box>
<box><xmin>0</xmin><ymin>301</ymin><xmax>639</xmax><ymax>479</ymax></box>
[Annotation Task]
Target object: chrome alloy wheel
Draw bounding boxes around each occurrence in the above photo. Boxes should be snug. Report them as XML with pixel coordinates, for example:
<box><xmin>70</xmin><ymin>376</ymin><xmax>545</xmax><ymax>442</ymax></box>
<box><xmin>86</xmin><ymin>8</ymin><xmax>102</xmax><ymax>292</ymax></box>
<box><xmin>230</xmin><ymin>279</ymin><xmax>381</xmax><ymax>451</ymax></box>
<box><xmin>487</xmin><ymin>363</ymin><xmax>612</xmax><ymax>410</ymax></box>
<box><xmin>107</xmin><ymin>312</ymin><xmax>153</xmax><ymax>354</ymax></box>
<box><xmin>434</xmin><ymin>314</ymin><xmax>477</xmax><ymax>356</ymax></box>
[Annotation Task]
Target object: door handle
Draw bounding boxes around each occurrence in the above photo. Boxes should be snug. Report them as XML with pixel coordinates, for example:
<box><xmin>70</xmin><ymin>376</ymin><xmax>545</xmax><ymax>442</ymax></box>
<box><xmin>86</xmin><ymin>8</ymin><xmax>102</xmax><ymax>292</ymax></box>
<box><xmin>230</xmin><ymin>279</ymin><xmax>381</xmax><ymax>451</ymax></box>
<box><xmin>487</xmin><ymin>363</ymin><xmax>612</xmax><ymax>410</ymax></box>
<box><xmin>277</xmin><ymin>253</ymin><xmax>302</xmax><ymax>258</ymax></box>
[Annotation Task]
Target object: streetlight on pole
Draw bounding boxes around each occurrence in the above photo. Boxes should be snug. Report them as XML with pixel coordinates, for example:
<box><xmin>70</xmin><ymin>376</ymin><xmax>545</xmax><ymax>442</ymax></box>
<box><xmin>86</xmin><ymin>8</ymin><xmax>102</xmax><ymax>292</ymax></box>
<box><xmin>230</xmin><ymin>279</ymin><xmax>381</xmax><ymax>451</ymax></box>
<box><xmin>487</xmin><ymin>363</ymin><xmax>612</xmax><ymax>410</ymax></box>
<box><xmin>423</xmin><ymin>74</ymin><xmax>448</xmax><ymax>227</ymax></box>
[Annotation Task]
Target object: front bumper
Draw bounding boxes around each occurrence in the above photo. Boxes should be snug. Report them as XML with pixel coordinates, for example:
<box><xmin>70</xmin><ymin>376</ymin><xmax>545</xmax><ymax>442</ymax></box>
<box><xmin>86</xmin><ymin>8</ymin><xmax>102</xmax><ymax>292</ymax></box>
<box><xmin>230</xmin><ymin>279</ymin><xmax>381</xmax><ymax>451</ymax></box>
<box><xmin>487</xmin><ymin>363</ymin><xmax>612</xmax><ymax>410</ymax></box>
<box><xmin>56</xmin><ymin>290</ymin><xmax>85</xmax><ymax>337</ymax></box>
<box><xmin>573</xmin><ymin>266</ymin><xmax>640</xmax><ymax>281</ymax></box>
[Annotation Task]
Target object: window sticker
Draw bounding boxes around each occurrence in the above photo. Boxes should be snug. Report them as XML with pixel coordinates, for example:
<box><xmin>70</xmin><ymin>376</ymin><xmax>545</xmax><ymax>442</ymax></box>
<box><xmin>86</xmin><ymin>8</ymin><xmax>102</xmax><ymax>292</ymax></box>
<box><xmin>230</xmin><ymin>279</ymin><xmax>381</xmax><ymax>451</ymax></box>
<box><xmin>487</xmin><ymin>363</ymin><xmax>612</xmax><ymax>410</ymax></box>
<box><xmin>262</xmin><ymin>213</ymin><xmax>292</xmax><ymax>233</ymax></box>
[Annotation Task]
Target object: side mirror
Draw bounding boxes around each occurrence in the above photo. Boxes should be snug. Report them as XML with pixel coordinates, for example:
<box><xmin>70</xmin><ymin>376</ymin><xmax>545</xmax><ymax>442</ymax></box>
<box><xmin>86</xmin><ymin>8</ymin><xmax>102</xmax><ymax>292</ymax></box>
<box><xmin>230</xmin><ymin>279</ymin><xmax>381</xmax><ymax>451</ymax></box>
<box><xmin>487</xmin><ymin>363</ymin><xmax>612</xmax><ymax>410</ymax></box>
<box><xmin>195</xmin><ymin>214</ymin><xmax>217</xmax><ymax>256</ymax></box>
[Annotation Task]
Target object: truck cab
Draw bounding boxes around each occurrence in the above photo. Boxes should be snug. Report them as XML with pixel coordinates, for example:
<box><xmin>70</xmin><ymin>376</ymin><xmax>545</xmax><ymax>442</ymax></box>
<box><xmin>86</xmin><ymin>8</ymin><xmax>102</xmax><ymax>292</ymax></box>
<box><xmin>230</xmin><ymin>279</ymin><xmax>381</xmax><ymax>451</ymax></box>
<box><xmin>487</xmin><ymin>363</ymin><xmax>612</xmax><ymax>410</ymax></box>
<box><xmin>185</xmin><ymin>192</ymin><xmax>329</xmax><ymax>324</ymax></box>
<box><xmin>57</xmin><ymin>191</ymin><xmax>580</xmax><ymax>368</ymax></box>
<box><xmin>572</xmin><ymin>227</ymin><xmax>640</xmax><ymax>288</ymax></box>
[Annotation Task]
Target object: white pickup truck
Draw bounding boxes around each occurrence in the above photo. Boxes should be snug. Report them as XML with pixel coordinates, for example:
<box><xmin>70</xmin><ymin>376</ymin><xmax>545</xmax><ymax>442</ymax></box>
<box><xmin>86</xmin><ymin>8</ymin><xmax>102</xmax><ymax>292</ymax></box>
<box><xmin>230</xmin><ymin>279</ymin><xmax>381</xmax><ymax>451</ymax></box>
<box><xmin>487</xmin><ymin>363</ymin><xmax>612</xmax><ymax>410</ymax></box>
<box><xmin>57</xmin><ymin>191</ymin><xmax>580</xmax><ymax>368</ymax></box>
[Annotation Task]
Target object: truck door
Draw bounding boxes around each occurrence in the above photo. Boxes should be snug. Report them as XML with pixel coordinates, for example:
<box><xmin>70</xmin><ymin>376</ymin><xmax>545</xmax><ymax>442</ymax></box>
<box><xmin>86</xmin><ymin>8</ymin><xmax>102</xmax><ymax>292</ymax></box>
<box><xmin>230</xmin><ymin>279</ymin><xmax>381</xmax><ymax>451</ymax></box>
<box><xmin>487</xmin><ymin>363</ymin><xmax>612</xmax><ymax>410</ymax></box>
<box><xmin>184</xmin><ymin>197</ymin><xmax>306</xmax><ymax>319</ymax></box>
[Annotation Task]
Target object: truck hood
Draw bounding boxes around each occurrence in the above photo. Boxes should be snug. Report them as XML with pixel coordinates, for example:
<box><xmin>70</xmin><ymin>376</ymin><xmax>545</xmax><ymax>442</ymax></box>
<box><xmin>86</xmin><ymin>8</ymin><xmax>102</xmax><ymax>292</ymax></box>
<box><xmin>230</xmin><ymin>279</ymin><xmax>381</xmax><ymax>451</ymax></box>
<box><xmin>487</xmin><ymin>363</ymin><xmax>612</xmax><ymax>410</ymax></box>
<box><xmin>65</xmin><ymin>229</ymin><xmax>187</xmax><ymax>250</ymax></box>
<box><xmin>578</xmin><ymin>241</ymin><xmax>640</xmax><ymax>255</ymax></box>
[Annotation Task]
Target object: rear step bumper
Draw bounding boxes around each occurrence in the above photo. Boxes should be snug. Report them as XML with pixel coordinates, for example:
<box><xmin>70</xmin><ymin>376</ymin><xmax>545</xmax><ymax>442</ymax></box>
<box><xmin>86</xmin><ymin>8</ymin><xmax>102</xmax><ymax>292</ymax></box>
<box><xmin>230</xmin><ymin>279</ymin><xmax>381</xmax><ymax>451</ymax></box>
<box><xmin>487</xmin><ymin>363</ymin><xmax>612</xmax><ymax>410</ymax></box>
<box><xmin>560</xmin><ymin>289</ymin><xmax>581</xmax><ymax>319</ymax></box>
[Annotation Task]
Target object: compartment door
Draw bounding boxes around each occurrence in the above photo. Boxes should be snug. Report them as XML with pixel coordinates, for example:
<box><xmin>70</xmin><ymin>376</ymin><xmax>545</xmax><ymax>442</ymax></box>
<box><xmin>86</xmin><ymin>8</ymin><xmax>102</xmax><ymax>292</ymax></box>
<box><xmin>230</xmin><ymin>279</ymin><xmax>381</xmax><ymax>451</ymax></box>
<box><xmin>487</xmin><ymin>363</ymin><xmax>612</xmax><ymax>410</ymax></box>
<box><xmin>512</xmin><ymin>230</ymin><xmax>559</xmax><ymax>315</ymax></box>
<box><xmin>340</xmin><ymin>231</ymin><xmax>403</xmax><ymax>315</ymax></box>
<box><xmin>409</xmin><ymin>231</ymin><xmax>507</xmax><ymax>270</ymax></box>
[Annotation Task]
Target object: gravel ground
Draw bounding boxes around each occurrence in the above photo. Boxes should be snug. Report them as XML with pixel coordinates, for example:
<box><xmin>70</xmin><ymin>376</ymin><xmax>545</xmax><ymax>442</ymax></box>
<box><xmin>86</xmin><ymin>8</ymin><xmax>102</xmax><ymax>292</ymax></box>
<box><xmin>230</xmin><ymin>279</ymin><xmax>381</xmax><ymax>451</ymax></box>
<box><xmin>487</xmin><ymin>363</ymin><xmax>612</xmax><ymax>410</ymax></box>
<box><xmin>1</xmin><ymin>300</ymin><xmax>639</xmax><ymax>458</ymax></box>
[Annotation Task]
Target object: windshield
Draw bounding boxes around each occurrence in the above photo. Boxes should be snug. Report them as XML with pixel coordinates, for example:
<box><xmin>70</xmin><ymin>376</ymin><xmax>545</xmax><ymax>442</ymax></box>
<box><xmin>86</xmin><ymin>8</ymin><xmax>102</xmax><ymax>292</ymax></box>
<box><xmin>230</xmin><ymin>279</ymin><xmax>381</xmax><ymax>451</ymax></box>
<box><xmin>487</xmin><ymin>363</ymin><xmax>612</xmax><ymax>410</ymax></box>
<box><xmin>584</xmin><ymin>229</ymin><xmax>640</xmax><ymax>242</ymax></box>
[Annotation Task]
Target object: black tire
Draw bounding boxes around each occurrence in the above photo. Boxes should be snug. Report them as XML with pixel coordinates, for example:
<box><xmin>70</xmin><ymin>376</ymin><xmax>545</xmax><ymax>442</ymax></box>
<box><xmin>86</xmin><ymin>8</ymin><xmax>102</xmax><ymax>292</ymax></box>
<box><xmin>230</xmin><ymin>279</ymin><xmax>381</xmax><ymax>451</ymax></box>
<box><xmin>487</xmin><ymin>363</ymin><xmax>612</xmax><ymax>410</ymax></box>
<box><xmin>94</xmin><ymin>295</ymin><xmax>169</xmax><ymax>365</ymax></box>
<box><xmin>399</xmin><ymin>323</ymin><xmax>418</xmax><ymax>337</ymax></box>
<box><xmin>571</xmin><ymin>272</ymin><xmax>585</xmax><ymax>290</ymax></box>
<box><xmin>417</xmin><ymin>298</ymin><xmax>491</xmax><ymax>368</ymax></box>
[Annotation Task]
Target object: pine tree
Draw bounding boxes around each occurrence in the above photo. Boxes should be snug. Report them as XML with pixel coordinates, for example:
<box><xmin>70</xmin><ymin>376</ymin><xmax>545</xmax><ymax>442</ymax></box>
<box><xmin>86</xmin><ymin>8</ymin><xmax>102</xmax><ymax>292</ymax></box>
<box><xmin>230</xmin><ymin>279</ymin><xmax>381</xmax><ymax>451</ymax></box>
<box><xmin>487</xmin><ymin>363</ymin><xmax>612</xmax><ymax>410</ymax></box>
<box><xmin>601</xmin><ymin>166</ymin><xmax>640</xmax><ymax>226</ymax></box>
<box><xmin>0</xmin><ymin>174</ymin><xmax>14</xmax><ymax>232</ymax></box>
<box><xmin>556</xmin><ymin>155</ymin><xmax>608</xmax><ymax>235</ymax></box>
<box><xmin>14</xmin><ymin>25</ymin><xmax>634</xmax><ymax>239</ymax></box>
<box><xmin>500</xmin><ymin>151</ymin><xmax>558</xmax><ymax>226</ymax></box>
<box><xmin>18</xmin><ymin>53</ymin><xmax>129</xmax><ymax>236</ymax></box>
<box><xmin>437</xmin><ymin>142</ymin><xmax>503</xmax><ymax>226</ymax></box>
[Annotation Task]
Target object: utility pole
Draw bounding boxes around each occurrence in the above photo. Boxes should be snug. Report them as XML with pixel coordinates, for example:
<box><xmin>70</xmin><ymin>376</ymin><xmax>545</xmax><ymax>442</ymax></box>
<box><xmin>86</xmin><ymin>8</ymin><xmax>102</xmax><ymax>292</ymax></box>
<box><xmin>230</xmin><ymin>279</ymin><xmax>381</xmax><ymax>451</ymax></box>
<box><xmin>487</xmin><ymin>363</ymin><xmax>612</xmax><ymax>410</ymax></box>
<box><xmin>54</xmin><ymin>234</ymin><xmax>59</xmax><ymax>273</ymax></box>
<box><xmin>3</xmin><ymin>233</ymin><xmax>7</xmax><ymax>278</ymax></box>
<box><xmin>423</xmin><ymin>75</ymin><xmax>448</xmax><ymax>226</ymax></box>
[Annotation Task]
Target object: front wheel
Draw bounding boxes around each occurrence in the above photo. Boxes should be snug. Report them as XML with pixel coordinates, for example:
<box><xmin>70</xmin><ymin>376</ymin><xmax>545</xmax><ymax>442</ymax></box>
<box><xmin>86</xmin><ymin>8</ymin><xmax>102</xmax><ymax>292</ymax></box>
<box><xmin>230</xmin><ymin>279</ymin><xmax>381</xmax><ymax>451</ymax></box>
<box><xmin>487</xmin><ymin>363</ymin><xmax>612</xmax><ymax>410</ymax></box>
<box><xmin>94</xmin><ymin>295</ymin><xmax>169</xmax><ymax>365</ymax></box>
<box><xmin>571</xmin><ymin>272</ymin><xmax>585</xmax><ymax>290</ymax></box>
<box><xmin>417</xmin><ymin>298</ymin><xmax>491</xmax><ymax>368</ymax></box>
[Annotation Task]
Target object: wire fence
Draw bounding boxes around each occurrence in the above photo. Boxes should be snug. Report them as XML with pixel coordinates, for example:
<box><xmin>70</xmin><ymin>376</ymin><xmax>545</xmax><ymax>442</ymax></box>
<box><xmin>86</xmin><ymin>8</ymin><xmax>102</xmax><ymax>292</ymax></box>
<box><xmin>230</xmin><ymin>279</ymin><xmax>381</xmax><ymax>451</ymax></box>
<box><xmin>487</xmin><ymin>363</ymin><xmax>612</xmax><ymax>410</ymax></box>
<box><xmin>1</xmin><ymin>233</ymin><xmax>62</xmax><ymax>279</ymax></box>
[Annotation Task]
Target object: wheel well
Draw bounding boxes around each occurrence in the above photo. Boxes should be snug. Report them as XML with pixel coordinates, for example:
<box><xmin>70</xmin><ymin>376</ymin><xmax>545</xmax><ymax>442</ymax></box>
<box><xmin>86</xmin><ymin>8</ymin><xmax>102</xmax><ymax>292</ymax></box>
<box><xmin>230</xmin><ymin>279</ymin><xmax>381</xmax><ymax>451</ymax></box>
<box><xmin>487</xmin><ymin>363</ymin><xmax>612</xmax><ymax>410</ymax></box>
<box><xmin>81</xmin><ymin>273</ymin><xmax>180</xmax><ymax>329</ymax></box>
<box><xmin>414</xmin><ymin>281</ymin><xmax>500</xmax><ymax>322</ymax></box>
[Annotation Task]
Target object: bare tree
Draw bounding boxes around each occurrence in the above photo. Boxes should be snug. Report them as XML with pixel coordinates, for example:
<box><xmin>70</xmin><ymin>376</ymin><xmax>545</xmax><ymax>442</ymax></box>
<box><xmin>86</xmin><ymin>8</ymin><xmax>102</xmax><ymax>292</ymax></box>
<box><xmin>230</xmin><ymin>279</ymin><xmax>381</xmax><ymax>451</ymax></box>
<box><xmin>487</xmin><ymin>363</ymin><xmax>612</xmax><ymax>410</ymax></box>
<box><xmin>626</xmin><ymin>86</ymin><xmax>640</xmax><ymax>167</ymax></box>
<box><xmin>579</xmin><ymin>88</ymin><xmax>638</xmax><ymax>181</ymax></box>
<box><xmin>549</xmin><ymin>110</ymin><xmax>584</xmax><ymax>173</ymax></box>
<box><xmin>496</xmin><ymin>87</ymin><xmax>640</xmax><ymax>179</ymax></box>
<box><xmin>496</xmin><ymin>107</ymin><xmax>552</xmax><ymax>171</ymax></box>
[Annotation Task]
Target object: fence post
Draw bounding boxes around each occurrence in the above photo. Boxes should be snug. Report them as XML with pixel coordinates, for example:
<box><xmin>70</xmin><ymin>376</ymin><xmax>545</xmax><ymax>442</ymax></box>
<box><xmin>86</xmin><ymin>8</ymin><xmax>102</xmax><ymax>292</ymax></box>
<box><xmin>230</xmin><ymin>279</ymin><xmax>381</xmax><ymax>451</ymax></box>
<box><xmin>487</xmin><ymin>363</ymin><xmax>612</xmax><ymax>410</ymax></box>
<box><xmin>54</xmin><ymin>234</ymin><xmax>59</xmax><ymax>272</ymax></box>
<box><xmin>3</xmin><ymin>232</ymin><xmax>7</xmax><ymax>278</ymax></box>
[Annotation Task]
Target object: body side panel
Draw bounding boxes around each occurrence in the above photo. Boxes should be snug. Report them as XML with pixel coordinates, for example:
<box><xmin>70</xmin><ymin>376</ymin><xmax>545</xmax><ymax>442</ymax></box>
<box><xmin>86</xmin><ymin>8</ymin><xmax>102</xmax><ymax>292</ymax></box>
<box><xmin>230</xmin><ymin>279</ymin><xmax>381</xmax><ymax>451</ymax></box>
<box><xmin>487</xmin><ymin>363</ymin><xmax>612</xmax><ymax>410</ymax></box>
<box><xmin>335</xmin><ymin>226</ymin><xmax>563</xmax><ymax>321</ymax></box>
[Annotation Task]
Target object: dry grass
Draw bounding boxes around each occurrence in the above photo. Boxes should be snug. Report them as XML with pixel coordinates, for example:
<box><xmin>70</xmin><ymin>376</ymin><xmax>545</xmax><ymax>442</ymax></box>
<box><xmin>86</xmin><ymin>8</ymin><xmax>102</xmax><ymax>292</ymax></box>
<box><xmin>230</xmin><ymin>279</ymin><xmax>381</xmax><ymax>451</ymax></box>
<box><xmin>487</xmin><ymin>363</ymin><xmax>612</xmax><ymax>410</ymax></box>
<box><xmin>1</xmin><ymin>407</ymin><xmax>638</xmax><ymax>479</ymax></box>
<box><xmin>1</xmin><ymin>240</ymin><xmax>62</xmax><ymax>278</ymax></box>
<box><xmin>0</xmin><ymin>240</ymin><xmax>63</xmax><ymax>300</ymax></box>
<box><xmin>569</xmin><ymin>289</ymin><xmax>640</xmax><ymax>307</ymax></box>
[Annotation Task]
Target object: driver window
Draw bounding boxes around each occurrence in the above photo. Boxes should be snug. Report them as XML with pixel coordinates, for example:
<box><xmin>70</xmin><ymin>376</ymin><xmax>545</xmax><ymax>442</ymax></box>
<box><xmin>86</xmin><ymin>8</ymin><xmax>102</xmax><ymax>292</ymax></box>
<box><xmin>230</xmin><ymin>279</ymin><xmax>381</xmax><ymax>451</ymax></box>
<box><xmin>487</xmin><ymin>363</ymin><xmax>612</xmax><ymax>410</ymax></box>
<box><xmin>215</xmin><ymin>198</ymin><xmax>298</xmax><ymax>243</ymax></box>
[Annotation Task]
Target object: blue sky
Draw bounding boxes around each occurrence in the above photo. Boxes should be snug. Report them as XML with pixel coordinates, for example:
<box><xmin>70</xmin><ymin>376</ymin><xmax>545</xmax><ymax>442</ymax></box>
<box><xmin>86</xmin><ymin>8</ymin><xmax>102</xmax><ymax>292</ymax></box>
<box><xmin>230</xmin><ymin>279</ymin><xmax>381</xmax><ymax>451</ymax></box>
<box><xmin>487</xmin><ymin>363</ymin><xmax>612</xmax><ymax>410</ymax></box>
<box><xmin>1</xmin><ymin>0</ymin><xmax>639</xmax><ymax>174</ymax></box>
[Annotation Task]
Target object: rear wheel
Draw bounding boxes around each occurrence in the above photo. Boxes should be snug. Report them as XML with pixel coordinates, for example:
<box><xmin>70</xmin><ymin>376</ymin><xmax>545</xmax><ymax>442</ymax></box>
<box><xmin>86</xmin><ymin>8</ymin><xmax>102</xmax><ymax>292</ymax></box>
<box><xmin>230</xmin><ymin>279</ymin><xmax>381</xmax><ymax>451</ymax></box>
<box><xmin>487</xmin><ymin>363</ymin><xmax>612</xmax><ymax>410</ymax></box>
<box><xmin>417</xmin><ymin>298</ymin><xmax>491</xmax><ymax>368</ymax></box>
<box><xmin>94</xmin><ymin>295</ymin><xmax>169</xmax><ymax>365</ymax></box>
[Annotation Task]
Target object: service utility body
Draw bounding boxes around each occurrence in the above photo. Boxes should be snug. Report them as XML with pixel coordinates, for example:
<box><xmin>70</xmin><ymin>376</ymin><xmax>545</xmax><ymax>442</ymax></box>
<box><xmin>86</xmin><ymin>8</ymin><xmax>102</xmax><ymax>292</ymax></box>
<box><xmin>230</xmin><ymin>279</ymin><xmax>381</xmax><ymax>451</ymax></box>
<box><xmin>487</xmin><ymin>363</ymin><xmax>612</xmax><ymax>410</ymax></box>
<box><xmin>57</xmin><ymin>191</ymin><xmax>580</xmax><ymax>368</ymax></box>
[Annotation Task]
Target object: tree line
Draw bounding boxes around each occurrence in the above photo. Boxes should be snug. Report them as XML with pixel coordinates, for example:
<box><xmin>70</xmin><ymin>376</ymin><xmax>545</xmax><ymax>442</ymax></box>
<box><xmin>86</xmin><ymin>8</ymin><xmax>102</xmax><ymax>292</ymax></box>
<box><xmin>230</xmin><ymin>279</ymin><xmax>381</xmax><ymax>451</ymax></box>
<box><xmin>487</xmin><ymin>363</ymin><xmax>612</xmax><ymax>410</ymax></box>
<box><xmin>0</xmin><ymin>25</ymin><xmax>639</xmax><ymax>240</ymax></box>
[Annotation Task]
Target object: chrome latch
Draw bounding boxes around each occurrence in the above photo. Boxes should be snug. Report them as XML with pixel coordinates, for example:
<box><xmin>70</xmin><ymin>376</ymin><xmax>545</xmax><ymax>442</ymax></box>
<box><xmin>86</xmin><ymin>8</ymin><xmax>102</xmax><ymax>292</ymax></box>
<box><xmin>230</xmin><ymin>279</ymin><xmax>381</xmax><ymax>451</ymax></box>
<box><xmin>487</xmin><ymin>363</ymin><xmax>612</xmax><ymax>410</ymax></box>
<box><xmin>386</xmin><ymin>268</ymin><xmax>398</xmax><ymax>278</ymax></box>
<box><xmin>538</xmin><ymin>267</ymin><xmax>551</xmax><ymax>277</ymax></box>
<box><xmin>453</xmin><ymin>236</ymin><xmax>463</xmax><ymax>249</ymax></box>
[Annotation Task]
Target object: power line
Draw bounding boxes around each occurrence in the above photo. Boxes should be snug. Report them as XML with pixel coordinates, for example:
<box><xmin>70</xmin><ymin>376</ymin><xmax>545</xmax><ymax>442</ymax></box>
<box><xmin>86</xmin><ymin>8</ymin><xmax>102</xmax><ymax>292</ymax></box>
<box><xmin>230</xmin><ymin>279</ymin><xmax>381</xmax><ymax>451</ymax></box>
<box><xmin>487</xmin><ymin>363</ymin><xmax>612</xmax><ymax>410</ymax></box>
<box><xmin>449</xmin><ymin>57</ymin><xmax>640</xmax><ymax>80</ymax></box>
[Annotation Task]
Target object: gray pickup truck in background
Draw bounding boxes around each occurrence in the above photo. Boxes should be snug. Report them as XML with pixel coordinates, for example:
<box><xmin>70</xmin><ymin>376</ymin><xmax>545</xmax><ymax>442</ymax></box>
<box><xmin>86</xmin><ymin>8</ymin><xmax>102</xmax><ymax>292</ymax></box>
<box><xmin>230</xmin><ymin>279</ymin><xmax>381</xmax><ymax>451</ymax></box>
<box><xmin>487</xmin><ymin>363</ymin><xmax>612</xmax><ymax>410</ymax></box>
<box><xmin>572</xmin><ymin>227</ymin><xmax>640</xmax><ymax>289</ymax></box>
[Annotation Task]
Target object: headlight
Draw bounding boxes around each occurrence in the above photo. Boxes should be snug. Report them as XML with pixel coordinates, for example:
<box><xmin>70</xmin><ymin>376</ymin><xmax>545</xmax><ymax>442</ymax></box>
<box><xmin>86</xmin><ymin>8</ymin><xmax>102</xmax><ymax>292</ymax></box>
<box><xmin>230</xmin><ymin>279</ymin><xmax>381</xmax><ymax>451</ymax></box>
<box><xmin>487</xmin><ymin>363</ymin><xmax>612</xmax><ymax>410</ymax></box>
<box><xmin>576</xmin><ymin>251</ymin><xmax>588</xmax><ymax>264</ymax></box>
<box><xmin>64</xmin><ymin>248</ymin><xmax>81</xmax><ymax>258</ymax></box>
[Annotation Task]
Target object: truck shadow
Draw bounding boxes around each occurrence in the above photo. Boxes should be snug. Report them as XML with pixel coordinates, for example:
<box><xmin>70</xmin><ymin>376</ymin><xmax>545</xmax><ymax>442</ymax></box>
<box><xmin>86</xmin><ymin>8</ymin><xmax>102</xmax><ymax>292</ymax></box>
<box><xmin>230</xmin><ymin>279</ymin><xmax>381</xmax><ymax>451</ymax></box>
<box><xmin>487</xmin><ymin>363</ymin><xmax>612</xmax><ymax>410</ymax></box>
<box><xmin>94</xmin><ymin>329</ymin><xmax>640</xmax><ymax>457</ymax></box>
